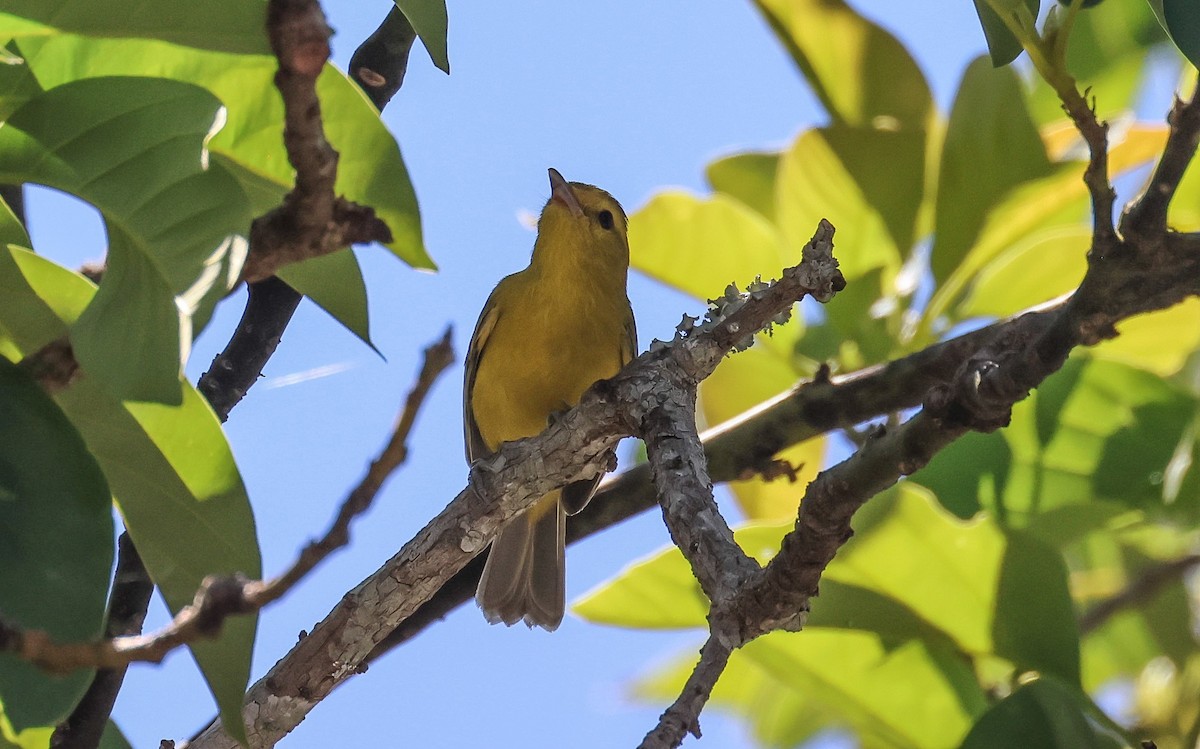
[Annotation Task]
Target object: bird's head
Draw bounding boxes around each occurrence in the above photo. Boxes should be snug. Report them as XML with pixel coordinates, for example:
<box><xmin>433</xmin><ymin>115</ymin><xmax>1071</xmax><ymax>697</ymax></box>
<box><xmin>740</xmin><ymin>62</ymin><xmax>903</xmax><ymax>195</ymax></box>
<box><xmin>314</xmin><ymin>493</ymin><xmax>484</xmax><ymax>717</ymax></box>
<box><xmin>535</xmin><ymin>168</ymin><xmax>630</xmax><ymax>268</ymax></box>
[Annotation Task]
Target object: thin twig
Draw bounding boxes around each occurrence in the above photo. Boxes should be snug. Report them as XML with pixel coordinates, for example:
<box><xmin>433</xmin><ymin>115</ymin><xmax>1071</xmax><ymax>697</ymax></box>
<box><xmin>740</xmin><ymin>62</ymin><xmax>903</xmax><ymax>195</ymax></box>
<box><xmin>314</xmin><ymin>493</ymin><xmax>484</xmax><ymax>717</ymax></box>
<box><xmin>0</xmin><ymin>329</ymin><xmax>454</xmax><ymax>676</ymax></box>
<box><xmin>637</xmin><ymin>637</ymin><xmax>733</xmax><ymax>749</ymax></box>
<box><xmin>1121</xmin><ymin>80</ymin><xmax>1200</xmax><ymax>237</ymax></box>
<box><xmin>1079</xmin><ymin>553</ymin><xmax>1200</xmax><ymax>635</ymax></box>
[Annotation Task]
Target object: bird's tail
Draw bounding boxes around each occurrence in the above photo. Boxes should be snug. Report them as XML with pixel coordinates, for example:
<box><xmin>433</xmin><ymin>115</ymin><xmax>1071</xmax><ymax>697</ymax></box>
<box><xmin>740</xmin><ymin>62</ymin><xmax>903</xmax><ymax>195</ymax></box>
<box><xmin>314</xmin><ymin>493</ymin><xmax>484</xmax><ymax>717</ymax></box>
<box><xmin>475</xmin><ymin>492</ymin><xmax>565</xmax><ymax>631</ymax></box>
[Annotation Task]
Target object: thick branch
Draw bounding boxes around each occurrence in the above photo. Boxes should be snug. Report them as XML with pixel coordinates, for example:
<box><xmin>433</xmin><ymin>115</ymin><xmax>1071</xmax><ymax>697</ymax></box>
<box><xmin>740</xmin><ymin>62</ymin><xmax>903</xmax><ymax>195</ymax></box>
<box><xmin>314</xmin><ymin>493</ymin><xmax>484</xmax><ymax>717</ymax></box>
<box><xmin>366</xmin><ymin>297</ymin><xmax>1069</xmax><ymax>659</ymax></box>
<box><xmin>182</xmin><ymin>222</ymin><xmax>845</xmax><ymax>749</ymax></box>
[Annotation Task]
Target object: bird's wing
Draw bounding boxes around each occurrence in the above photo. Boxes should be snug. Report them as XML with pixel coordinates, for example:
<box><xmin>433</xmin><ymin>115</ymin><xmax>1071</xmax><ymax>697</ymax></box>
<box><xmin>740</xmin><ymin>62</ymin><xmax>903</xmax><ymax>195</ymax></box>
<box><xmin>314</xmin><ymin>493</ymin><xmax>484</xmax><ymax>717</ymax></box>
<box><xmin>464</xmin><ymin>293</ymin><xmax>502</xmax><ymax>463</ymax></box>
<box><xmin>621</xmin><ymin>300</ymin><xmax>638</xmax><ymax>366</ymax></box>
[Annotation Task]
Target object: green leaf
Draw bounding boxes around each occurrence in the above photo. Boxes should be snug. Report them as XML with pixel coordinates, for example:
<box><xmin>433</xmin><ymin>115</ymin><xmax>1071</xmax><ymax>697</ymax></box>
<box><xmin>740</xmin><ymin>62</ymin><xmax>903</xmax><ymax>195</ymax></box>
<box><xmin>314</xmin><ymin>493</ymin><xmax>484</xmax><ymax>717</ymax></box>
<box><xmin>957</xmin><ymin>226</ymin><xmax>1089</xmax><ymax>318</ymax></box>
<box><xmin>630</xmin><ymin>191</ymin><xmax>785</xmax><ymax>301</ymax></box>
<box><xmin>752</xmin><ymin>0</ymin><xmax>932</xmax><ymax>129</ymax></box>
<box><xmin>581</xmin><ymin>485</ymin><xmax>1080</xmax><ymax>687</ymax></box>
<box><xmin>0</xmin><ymin>46</ymin><xmax>42</xmax><ymax>122</ymax></box>
<box><xmin>0</xmin><ymin>246</ymin><xmax>91</xmax><ymax>354</ymax></box>
<box><xmin>573</xmin><ymin>548</ymin><xmax>708</xmax><ymax>629</ymax></box>
<box><xmin>393</xmin><ymin>0</ymin><xmax>450</xmax><ymax>74</ymax></box>
<box><xmin>0</xmin><ymin>357</ymin><xmax>113</xmax><ymax>731</ymax></box>
<box><xmin>212</xmin><ymin>155</ymin><xmax>375</xmax><ymax>347</ymax></box>
<box><xmin>57</xmin><ymin>380</ymin><xmax>259</xmax><ymax>743</ymax></box>
<box><xmin>924</xmin><ymin>125</ymin><xmax>1165</xmax><ymax>333</ymax></box>
<box><xmin>0</xmin><ymin>0</ymin><xmax>271</xmax><ymax>54</ymax></box>
<box><xmin>931</xmin><ymin>57</ymin><xmax>1051</xmax><ymax>287</ymax></box>
<box><xmin>971</xmin><ymin>0</ymin><xmax>1039</xmax><ymax>67</ymax></box>
<box><xmin>1150</xmin><ymin>0</ymin><xmax>1200</xmax><ymax>68</ymax></box>
<box><xmin>776</xmin><ymin>126</ymin><xmax>924</xmax><ymax>283</ymax></box>
<box><xmin>0</xmin><ymin>247</ymin><xmax>259</xmax><ymax>745</ymax></box>
<box><xmin>0</xmin><ymin>200</ymin><xmax>29</xmax><ymax>249</ymax></box>
<box><xmin>0</xmin><ymin>76</ymin><xmax>252</xmax><ymax>403</ymax></box>
<box><xmin>634</xmin><ymin>643</ymin><xmax>835</xmax><ymax>749</ymax></box>
<box><xmin>741</xmin><ymin>631</ymin><xmax>985</xmax><ymax>749</ymax></box>
<box><xmin>98</xmin><ymin>722</ymin><xmax>133</xmax><ymax>749</ymax></box>
<box><xmin>277</xmin><ymin>249</ymin><xmax>373</xmax><ymax>348</ymax></box>
<box><xmin>1077</xmin><ymin>533</ymin><xmax>1197</xmax><ymax>690</ymax></box>
<box><xmin>705</xmin><ymin>151</ymin><xmax>780</xmax><ymax>223</ymax></box>
<box><xmin>1027</xmin><ymin>0</ymin><xmax>1165</xmax><ymax>124</ymax></box>
<box><xmin>18</xmin><ymin>34</ymin><xmax>431</xmax><ymax>271</ymax></box>
<box><xmin>828</xmin><ymin>486</ymin><xmax>1081</xmax><ymax>685</ymax></box>
<box><xmin>1091</xmin><ymin>299</ymin><xmax>1200</xmax><ymax>377</ymax></box>
<box><xmin>913</xmin><ymin>357</ymin><xmax>1200</xmax><ymax>523</ymax></box>
<box><xmin>958</xmin><ymin>676</ymin><xmax>1128</xmax><ymax>749</ymax></box>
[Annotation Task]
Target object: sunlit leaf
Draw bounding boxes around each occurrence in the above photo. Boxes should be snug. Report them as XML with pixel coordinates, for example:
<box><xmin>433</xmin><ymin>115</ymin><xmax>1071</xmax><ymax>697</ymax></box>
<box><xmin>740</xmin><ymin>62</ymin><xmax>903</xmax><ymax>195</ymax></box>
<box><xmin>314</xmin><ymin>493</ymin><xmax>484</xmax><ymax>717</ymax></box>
<box><xmin>957</xmin><ymin>226</ymin><xmax>1089</xmax><ymax>318</ymax></box>
<box><xmin>0</xmin><ymin>357</ymin><xmax>112</xmax><ymax>731</ymax></box>
<box><xmin>18</xmin><ymin>33</ymin><xmax>430</xmax><ymax>270</ymax></box>
<box><xmin>0</xmin><ymin>0</ymin><xmax>271</xmax><ymax>54</ymax></box>
<box><xmin>705</xmin><ymin>151</ymin><xmax>780</xmax><ymax>223</ymax></box>
<box><xmin>1091</xmin><ymin>300</ymin><xmax>1200</xmax><ymax>377</ymax></box>
<box><xmin>741</xmin><ymin>631</ymin><xmax>984</xmax><ymax>749</ymax></box>
<box><xmin>752</xmin><ymin>0</ymin><xmax>932</xmax><ymax>129</ymax></box>
<box><xmin>0</xmin><ymin>76</ymin><xmax>251</xmax><ymax>403</ymax></box>
<box><xmin>932</xmin><ymin>57</ymin><xmax>1051</xmax><ymax>288</ymax></box>
<box><xmin>0</xmin><ymin>247</ymin><xmax>259</xmax><ymax>745</ymax></box>
<box><xmin>634</xmin><ymin>643</ymin><xmax>835</xmax><ymax>749</ymax></box>
<box><xmin>630</xmin><ymin>191</ymin><xmax>785</xmax><ymax>302</ymax></box>
<box><xmin>1027</xmin><ymin>0</ymin><xmax>1166</xmax><ymax>125</ymax></box>
<box><xmin>393</xmin><ymin>0</ymin><xmax>450</xmax><ymax>73</ymax></box>
<box><xmin>913</xmin><ymin>357</ymin><xmax>1200</xmax><ymax>524</ymax></box>
<box><xmin>776</xmin><ymin>126</ymin><xmax>924</xmax><ymax>283</ymax></box>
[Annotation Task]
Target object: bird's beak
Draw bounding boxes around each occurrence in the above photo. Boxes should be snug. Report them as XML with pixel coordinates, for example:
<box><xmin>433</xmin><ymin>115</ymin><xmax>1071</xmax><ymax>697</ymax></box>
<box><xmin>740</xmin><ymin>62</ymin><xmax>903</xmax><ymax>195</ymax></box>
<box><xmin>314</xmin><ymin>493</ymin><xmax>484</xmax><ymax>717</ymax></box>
<box><xmin>548</xmin><ymin>168</ymin><xmax>584</xmax><ymax>218</ymax></box>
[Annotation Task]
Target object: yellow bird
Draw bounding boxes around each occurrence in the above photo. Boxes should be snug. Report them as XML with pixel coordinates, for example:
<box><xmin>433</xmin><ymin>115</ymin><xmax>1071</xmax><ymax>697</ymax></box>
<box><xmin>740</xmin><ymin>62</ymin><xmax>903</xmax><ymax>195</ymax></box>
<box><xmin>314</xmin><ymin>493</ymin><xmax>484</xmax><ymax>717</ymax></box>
<box><xmin>465</xmin><ymin>168</ymin><xmax>637</xmax><ymax>630</ymax></box>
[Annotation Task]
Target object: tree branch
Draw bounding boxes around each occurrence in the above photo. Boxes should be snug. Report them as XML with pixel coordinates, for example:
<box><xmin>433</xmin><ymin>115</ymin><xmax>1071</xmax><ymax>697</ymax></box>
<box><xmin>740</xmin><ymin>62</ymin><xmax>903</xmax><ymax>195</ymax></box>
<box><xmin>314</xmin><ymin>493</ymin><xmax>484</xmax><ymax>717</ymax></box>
<box><xmin>0</xmin><ymin>329</ymin><xmax>453</xmax><ymax>677</ymax></box>
<box><xmin>637</xmin><ymin>636</ymin><xmax>732</xmax><ymax>749</ymax></box>
<box><xmin>365</xmin><ymin>296</ymin><xmax>1069</xmax><ymax>660</ymax></box>
<box><xmin>239</xmin><ymin>0</ymin><xmax>392</xmax><ymax>284</ymax></box>
<box><xmin>1121</xmin><ymin>80</ymin><xmax>1200</xmax><ymax>237</ymax></box>
<box><xmin>49</xmin><ymin>534</ymin><xmax>154</xmax><ymax>749</ymax></box>
<box><xmin>180</xmin><ymin>221</ymin><xmax>845</xmax><ymax>749</ymax></box>
<box><xmin>1079</xmin><ymin>553</ymin><xmax>1200</xmax><ymax>635</ymax></box>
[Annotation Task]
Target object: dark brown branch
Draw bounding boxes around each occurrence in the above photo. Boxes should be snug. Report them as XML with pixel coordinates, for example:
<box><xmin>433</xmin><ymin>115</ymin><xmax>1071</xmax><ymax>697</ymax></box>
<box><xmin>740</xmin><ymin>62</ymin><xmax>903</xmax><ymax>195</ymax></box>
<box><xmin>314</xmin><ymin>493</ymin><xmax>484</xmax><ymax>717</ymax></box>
<box><xmin>241</xmin><ymin>0</ymin><xmax>392</xmax><ymax>283</ymax></box>
<box><xmin>1121</xmin><ymin>81</ymin><xmax>1200</xmax><ymax>237</ymax></box>
<box><xmin>1079</xmin><ymin>553</ymin><xmax>1200</xmax><ymax>635</ymax></box>
<box><xmin>0</xmin><ymin>329</ymin><xmax>452</xmax><ymax>676</ymax></box>
<box><xmin>637</xmin><ymin>636</ymin><xmax>732</xmax><ymax>749</ymax></box>
<box><xmin>198</xmin><ymin>277</ymin><xmax>304</xmax><ymax>421</ymax></box>
<box><xmin>50</xmin><ymin>534</ymin><xmax>154</xmax><ymax>749</ymax></box>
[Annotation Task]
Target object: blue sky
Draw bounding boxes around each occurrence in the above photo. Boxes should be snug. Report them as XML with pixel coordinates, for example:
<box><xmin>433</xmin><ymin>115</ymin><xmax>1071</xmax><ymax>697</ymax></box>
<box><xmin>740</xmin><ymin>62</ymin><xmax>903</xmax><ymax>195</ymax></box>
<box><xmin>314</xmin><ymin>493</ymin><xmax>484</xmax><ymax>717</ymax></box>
<box><xmin>27</xmin><ymin>1</ymin><xmax>988</xmax><ymax>746</ymax></box>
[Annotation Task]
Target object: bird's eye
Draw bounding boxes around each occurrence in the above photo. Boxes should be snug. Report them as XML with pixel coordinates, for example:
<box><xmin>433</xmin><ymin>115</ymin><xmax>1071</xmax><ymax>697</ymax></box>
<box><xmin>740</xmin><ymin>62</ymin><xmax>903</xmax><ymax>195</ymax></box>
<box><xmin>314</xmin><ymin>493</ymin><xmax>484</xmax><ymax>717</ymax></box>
<box><xmin>597</xmin><ymin>209</ymin><xmax>615</xmax><ymax>230</ymax></box>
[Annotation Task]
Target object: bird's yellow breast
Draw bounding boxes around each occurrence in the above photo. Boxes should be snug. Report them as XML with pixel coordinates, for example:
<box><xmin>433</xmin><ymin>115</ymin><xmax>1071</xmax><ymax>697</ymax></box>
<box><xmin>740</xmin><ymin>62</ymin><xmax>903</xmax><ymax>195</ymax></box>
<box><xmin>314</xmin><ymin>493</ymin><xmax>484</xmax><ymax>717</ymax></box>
<box><xmin>470</xmin><ymin>270</ymin><xmax>630</xmax><ymax>452</ymax></box>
